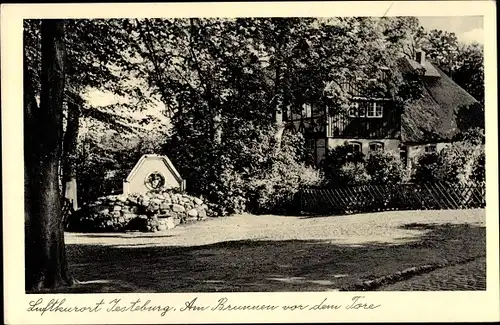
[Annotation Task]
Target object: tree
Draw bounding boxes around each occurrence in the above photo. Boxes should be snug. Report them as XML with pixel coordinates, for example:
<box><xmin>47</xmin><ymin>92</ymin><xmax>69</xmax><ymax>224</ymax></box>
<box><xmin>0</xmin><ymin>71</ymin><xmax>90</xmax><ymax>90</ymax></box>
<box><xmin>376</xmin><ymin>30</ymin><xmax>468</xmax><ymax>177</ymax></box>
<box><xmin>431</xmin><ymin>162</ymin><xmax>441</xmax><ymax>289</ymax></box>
<box><xmin>24</xmin><ymin>19</ymin><xmax>165</xmax><ymax>208</ymax></box>
<box><xmin>416</xmin><ymin>26</ymin><xmax>484</xmax><ymax>104</ymax></box>
<box><xmin>24</xmin><ymin>19</ymin><xmax>73</xmax><ymax>291</ymax></box>
<box><xmin>379</xmin><ymin>16</ymin><xmax>426</xmax><ymax>59</ymax></box>
<box><xmin>453</xmin><ymin>42</ymin><xmax>484</xmax><ymax>104</ymax></box>
<box><xmin>126</xmin><ymin>17</ymin><xmax>420</xmax><ymax>210</ymax></box>
<box><xmin>422</xmin><ymin>29</ymin><xmax>460</xmax><ymax>76</ymax></box>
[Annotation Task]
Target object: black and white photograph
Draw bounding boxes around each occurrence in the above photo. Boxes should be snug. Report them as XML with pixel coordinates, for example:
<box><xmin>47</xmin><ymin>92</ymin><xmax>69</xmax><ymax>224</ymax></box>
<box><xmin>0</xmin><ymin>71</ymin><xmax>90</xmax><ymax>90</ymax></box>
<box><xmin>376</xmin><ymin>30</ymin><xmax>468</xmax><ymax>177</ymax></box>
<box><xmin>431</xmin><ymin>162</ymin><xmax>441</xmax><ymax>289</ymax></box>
<box><xmin>2</xmin><ymin>1</ymin><xmax>499</xmax><ymax>324</ymax></box>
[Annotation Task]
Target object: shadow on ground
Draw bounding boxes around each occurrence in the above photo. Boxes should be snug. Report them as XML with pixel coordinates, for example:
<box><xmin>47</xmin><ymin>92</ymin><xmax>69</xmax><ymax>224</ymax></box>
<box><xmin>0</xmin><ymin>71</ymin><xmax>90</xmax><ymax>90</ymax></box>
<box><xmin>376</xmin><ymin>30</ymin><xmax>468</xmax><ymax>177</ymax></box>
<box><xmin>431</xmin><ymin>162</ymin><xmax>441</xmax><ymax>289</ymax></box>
<box><xmin>62</xmin><ymin>223</ymin><xmax>485</xmax><ymax>293</ymax></box>
<box><xmin>74</xmin><ymin>234</ymin><xmax>176</xmax><ymax>239</ymax></box>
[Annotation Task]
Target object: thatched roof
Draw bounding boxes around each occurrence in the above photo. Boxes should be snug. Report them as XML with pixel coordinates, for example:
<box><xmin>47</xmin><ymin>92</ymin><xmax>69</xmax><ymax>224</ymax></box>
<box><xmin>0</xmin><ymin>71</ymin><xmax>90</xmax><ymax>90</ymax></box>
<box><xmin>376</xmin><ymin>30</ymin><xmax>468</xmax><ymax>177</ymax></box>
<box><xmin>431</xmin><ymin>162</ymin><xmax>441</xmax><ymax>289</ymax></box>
<box><xmin>399</xmin><ymin>57</ymin><xmax>479</xmax><ymax>143</ymax></box>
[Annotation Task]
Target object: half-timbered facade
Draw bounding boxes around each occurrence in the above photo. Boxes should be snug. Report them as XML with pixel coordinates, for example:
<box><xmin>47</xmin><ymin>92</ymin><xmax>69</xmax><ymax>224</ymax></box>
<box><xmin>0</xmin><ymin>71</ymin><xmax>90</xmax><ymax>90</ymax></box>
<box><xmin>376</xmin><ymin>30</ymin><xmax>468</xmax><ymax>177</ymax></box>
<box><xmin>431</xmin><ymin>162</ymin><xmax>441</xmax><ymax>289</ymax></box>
<box><xmin>283</xmin><ymin>50</ymin><xmax>480</xmax><ymax>167</ymax></box>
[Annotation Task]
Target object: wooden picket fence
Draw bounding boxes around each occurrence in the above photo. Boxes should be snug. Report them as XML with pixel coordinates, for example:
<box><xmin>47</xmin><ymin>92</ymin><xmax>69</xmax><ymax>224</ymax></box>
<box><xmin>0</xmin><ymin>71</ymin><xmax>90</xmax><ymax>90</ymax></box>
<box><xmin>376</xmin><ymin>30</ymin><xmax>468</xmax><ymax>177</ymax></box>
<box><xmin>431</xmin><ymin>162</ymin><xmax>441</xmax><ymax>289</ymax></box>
<box><xmin>295</xmin><ymin>182</ymin><xmax>486</xmax><ymax>215</ymax></box>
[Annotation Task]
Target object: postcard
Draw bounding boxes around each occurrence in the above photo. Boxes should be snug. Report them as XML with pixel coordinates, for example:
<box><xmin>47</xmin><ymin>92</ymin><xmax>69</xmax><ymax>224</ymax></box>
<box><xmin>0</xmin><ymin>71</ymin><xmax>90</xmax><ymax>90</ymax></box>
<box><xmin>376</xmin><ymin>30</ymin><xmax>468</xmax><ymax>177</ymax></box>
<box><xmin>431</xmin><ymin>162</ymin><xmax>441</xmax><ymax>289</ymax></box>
<box><xmin>2</xmin><ymin>1</ymin><xmax>499</xmax><ymax>323</ymax></box>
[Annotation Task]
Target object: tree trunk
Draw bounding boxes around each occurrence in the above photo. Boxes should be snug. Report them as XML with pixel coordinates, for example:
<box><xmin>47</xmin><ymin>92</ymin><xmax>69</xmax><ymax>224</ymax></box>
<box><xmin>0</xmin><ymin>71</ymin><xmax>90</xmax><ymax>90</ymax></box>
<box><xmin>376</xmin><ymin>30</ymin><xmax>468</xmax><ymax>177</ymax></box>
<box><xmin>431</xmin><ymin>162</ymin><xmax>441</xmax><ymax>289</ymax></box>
<box><xmin>273</xmin><ymin>26</ymin><xmax>287</xmax><ymax>153</ymax></box>
<box><xmin>212</xmin><ymin>110</ymin><xmax>222</xmax><ymax>145</ymax></box>
<box><xmin>62</xmin><ymin>93</ymin><xmax>81</xmax><ymax>210</ymax></box>
<box><xmin>24</xmin><ymin>19</ymin><xmax>73</xmax><ymax>291</ymax></box>
<box><xmin>24</xmin><ymin>46</ymin><xmax>39</xmax><ymax>290</ymax></box>
<box><xmin>273</xmin><ymin>57</ymin><xmax>285</xmax><ymax>153</ymax></box>
<box><xmin>188</xmin><ymin>18</ymin><xmax>222</xmax><ymax>147</ymax></box>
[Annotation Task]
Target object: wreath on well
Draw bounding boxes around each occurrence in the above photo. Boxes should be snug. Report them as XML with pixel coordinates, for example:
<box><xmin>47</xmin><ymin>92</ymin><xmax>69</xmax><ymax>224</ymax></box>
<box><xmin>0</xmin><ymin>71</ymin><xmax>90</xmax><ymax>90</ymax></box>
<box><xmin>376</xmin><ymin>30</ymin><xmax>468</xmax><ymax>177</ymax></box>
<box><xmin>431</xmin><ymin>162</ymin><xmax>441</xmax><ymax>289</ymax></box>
<box><xmin>145</xmin><ymin>171</ymin><xmax>166</xmax><ymax>190</ymax></box>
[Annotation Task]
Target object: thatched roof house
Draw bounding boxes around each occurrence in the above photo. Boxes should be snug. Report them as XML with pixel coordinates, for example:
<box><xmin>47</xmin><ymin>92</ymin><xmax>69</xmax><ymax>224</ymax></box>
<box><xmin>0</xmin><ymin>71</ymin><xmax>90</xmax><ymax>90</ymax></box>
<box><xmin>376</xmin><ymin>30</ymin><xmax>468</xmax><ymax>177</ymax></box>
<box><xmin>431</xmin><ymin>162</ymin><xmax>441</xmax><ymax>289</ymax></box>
<box><xmin>398</xmin><ymin>53</ymin><xmax>480</xmax><ymax>144</ymax></box>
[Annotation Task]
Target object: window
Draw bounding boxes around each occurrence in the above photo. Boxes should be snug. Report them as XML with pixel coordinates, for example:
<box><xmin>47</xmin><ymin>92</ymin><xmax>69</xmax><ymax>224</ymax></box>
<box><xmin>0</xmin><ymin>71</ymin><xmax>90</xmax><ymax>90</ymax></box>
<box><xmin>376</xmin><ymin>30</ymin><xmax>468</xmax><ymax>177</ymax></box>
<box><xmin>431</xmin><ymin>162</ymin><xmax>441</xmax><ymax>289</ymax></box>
<box><xmin>349</xmin><ymin>102</ymin><xmax>366</xmax><ymax>117</ymax></box>
<box><xmin>348</xmin><ymin>102</ymin><xmax>359</xmax><ymax>117</ymax></box>
<box><xmin>302</xmin><ymin>103</ymin><xmax>312</xmax><ymax>118</ymax></box>
<box><xmin>367</xmin><ymin>102</ymin><xmax>383</xmax><ymax>118</ymax></box>
<box><xmin>347</xmin><ymin>141</ymin><xmax>362</xmax><ymax>153</ymax></box>
<box><xmin>425</xmin><ymin>144</ymin><xmax>437</xmax><ymax>153</ymax></box>
<box><xmin>348</xmin><ymin>101</ymin><xmax>384</xmax><ymax>118</ymax></box>
<box><xmin>369</xmin><ymin>142</ymin><xmax>384</xmax><ymax>152</ymax></box>
<box><xmin>358</xmin><ymin>102</ymin><xmax>366</xmax><ymax>117</ymax></box>
<box><xmin>283</xmin><ymin>106</ymin><xmax>292</xmax><ymax>121</ymax></box>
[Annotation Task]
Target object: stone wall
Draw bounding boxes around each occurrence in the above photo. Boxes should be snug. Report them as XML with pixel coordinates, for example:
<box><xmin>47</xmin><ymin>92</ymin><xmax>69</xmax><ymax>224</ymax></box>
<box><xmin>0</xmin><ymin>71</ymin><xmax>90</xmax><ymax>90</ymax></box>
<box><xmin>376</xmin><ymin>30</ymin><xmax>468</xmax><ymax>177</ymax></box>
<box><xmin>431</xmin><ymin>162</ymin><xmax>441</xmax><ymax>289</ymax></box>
<box><xmin>67</xmin><ymin>190</ymin><xmax>216</xmax><ymax>233</ymax></box>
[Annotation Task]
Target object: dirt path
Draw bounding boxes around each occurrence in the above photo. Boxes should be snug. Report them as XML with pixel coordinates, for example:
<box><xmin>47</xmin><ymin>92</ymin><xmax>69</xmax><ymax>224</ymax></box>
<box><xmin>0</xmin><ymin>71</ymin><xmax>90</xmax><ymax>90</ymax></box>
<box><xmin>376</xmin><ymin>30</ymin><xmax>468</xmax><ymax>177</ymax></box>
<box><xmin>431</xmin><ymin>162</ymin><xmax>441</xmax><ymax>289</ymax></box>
<box><xmin>65</xmin><ymin>209</ymin><xmax>485</xmax><ymax>248</ymax></box>
<box><xmin>62</xmin><ymin>209</ymin><xmax>486</xmax><ymax>292</ymax></box>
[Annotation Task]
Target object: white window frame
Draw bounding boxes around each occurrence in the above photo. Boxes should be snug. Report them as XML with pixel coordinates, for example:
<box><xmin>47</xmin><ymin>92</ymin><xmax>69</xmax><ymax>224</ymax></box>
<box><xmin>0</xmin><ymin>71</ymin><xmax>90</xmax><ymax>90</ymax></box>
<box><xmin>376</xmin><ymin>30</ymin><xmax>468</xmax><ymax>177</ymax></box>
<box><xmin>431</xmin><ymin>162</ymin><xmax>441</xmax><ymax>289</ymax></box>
<box><xmin>348</xmin><ymin>102</ymin><xmax>359</xmax><ymax>117</ymax></box>
<box><xmin>358</xmin><ymin>102</ymin><xmax>366</xmax><ymax>117</ymax></box>
<box><xmin>367</xmin><ymin>102</ymin><xmax>383</xmax><ymax>118</ymax></box>
<box><xmin>369</xmin><ymin>141</ymin><xmax>384</xmax><ymax>152</ymax></box>
<box><xmin>425</xmin><ymin>144</ymin><xmax>437</xmax><ymax>153</ymax></box>
<box><xmin>302</xmin><ymin>103</ymin><xmax>312</xmax><ymax>118</ymax></box>
<box><xmin>347</xmin><ymin>141</ymin><xmax>362</xmax><ymax>153</ymax></box>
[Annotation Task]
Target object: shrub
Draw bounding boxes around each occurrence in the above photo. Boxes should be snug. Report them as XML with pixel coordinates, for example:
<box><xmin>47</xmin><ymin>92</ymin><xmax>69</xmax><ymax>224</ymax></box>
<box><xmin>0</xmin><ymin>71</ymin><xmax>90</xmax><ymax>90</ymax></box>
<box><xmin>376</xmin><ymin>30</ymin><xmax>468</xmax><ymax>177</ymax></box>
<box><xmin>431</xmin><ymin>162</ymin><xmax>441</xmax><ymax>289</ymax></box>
<box><xmin>233</xmin><ymin>125</ymin><xmax>323</xmax><ymax>214</ymax></box>
<box><xmin>338</xmin><ymin>162</ymin><xmax>371</xmax><ymax>186</ymax></box>
<box><xmin>366</xmin><ymin>150</ymin><xmax>405</xmax><ymax>184</ymax></box>
<box><xmin>205</xmin><ymin>164</ymin><xmax>248</xmax><ymax>216</ymax></box>
<box><xmin>245</xmin><ymin>143</ymin><xmax>323</xmax><ymax>213</ymax></box>
<box><xmin>413</xmin><ymin>151</ymin><xmax>440</xmax><ymax>182</ymax></box>
<box><xmin>471</xmin><ymin>150</ymin><xmax>485</xmax><ymax>184</ymax></box>
<box><xmin>167</xmin><ymin>121</ymin><xmax>323</xmax><ymax>215</ymax></box>
<box><xmin>453</xmin><ymin>127</ymin><xmax>485</xmax><ymax>145</ymax></box>
<box><xmin>413</xmin><ymin>139</ymin><xmax>484</xmax><ymax>186</ymax></box>
<box><xmin>76</xmin><ymin>150</ymin><xmax>115</xmax><ymax>204</ymax></box>
<box><xmin>321</xmin><ymin>143</ymin><xmax>366</xmax><ymax>187</ymax></box>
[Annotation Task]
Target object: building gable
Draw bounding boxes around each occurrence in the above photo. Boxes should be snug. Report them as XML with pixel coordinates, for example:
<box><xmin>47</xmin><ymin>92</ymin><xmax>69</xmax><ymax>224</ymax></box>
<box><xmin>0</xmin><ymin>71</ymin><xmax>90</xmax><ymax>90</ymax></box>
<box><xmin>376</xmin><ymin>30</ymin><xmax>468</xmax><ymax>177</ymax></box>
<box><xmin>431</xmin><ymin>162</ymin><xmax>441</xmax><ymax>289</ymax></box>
<box><xmin>123</xmin><ymin>154</ymin><xmax>184</xmax><ymax>195</ymax></box>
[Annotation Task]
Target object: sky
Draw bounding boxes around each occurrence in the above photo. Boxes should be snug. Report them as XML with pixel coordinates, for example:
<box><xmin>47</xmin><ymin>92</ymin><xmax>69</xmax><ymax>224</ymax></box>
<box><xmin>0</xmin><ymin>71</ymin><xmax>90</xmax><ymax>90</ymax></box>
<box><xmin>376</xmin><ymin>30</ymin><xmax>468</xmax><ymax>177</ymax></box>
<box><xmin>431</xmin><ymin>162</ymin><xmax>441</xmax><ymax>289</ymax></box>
<box><xmin>417</xmin><ymin>16</ymin><xmax>484</xmax><ymax>44</ymax></box>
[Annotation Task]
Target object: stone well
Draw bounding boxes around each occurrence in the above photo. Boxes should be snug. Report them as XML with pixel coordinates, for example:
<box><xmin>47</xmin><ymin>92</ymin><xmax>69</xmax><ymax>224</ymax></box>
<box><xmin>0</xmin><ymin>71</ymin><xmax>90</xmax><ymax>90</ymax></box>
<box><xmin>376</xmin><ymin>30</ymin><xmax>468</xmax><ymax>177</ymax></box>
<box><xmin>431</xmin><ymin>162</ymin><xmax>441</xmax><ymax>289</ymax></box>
<box><xmin>123</xmin><ymin>154</ymin><xmax>186</xmax><ymax>196</ymax></box>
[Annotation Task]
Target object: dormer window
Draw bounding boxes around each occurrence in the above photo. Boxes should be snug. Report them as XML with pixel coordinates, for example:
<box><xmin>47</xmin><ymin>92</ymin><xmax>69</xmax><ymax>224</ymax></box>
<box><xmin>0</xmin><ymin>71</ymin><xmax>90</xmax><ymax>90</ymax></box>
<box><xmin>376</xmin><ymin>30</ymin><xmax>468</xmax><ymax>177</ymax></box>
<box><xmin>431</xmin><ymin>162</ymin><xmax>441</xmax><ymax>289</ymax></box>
<box><xmin>367</xmin><ymin>102</ymin><xmax>383</xmax><ymax>118</ymax></box>
<box><xmin>348</xmin><ymin>101</ymin><xmax>383</xmax><ymax>118</ymax></box>
<box><xmin>358</xmin><ymin>102</ymin><xmax>366</xmax><ymax>117</ymax></box>
<box><xmin>416</xmin><ymin>50</ymin><xmax>426</xmax><ymax>67</ymax></box>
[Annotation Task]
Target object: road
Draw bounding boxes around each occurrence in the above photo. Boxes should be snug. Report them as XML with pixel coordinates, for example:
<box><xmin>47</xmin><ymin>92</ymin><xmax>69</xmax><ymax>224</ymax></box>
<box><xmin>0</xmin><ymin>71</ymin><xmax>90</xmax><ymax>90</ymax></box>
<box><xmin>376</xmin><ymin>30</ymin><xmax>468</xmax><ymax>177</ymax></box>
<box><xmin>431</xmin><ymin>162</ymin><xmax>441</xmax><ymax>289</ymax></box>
<box><xmin>64</xmin><ymin>208</ymin><xmax>486</xmax><ymax>292</ymax></box>
<box><xmin>378</xmin><ymin>257</ymin><xmax>486</xmax><ymax>291</ymax></box>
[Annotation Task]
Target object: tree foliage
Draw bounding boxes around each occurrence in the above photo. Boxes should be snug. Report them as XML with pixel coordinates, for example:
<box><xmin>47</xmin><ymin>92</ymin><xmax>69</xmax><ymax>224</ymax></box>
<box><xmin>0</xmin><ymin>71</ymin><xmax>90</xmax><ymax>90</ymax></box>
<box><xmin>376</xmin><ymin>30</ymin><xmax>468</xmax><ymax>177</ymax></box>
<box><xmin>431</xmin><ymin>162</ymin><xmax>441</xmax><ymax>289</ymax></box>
<box><xmin>129</xmin><ymin>17</ymin><xmax>422</xmax><ymax>210</ymax></box>
<box><xmin>453</xmin><ymin>43</ymin><xmax>484</xmax><ymax>104</ymax></box>
<box><xmin>321</xmin><ymin>143</ymin><xmax>366</xmax><ymax>187</ymax></box>
<box><xmin>420</xmin><ymin>28</ymin><xmax>483</xmax><ymax>104</ymax></box>
<box><xmin>23</xmin><ymin>16</ymin><xmax>484</xmax><ymax>214</ymax></box>
<box><xmin>378</xmin><ymin>18</ymin><xmax>485</xmax><ymax>104</ymax></box>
